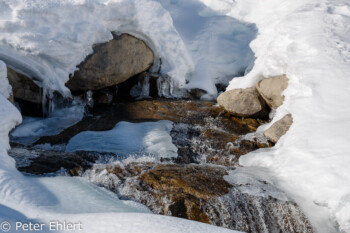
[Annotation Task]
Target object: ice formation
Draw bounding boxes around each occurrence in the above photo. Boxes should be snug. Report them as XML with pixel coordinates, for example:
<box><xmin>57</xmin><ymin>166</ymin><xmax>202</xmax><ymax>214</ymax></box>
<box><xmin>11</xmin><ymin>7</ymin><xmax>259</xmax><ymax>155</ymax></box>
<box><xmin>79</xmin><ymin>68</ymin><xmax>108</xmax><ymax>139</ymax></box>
<box><xmin>11</xmin><ymin>101</ymin><xmax>84</xmax><ymax>145</ymax></box>
<box><xmin>66</xmin><ymin>120</ymin><xmax>178</xmax><ymax>159</ymax></box>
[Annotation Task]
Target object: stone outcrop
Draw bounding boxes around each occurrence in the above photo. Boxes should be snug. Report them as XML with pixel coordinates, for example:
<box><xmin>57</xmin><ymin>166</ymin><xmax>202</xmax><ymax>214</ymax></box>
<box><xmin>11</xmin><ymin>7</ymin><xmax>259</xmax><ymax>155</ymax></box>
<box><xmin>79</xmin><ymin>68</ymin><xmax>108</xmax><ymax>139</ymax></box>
<box><xmin>256</xmin><ymin>75</ymin><xmax>289</xmax><ymax>109</ymax></box>
<box><xmin>217</xmin><ymin>87</ymin><xmax>268</xmax><ymax>118</ymax></box>
<box><xmin>7</xmin><ymin>68</ymin><xmax>42</xmax><ymax>104</ymax></box>
<box><xmin>66</xmin><ymin>34</ymin><xmax>154</xmax><ymax>92</ymax></box>
<box><xmin>264</xmin><ymin>114</ymin><xmax>293</xmax><ymax>143</ymax></box>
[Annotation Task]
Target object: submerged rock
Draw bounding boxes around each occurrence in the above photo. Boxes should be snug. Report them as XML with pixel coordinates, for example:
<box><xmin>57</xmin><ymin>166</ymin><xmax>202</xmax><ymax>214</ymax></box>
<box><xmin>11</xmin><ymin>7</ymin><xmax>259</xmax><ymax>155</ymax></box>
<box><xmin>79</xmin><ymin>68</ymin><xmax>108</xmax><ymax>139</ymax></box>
<box><xmin>264</xmin><ymin>114</ymin><xmax>293</xmax><ymax>143</ymax></box>
<box><xmin>66</xmin><ymin>34</ymin><xmax>154</xmax><ymax>92</ymax></box>
<box><xmin>256</xmin><ymin>75</ymin><xmax>289</xmax><ymax>109</ymax></box>
<box><xmin>217</xmin><ymin>87</ymin><xmax>269</xmax><ymax>118</ymax></box>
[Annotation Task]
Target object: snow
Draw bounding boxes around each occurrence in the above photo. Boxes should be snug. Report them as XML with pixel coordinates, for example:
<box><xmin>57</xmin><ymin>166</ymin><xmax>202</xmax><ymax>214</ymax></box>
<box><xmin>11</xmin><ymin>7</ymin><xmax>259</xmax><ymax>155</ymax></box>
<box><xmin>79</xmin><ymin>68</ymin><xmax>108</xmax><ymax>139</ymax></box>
<box><xmin>198</xmin><ymin>0</ymin><xmax>350</xmax><ymax>232</ymax></box>
<box><xmin>153</xmin><ymin>0</ymin><xmax>256</xmax><ymax>96</ymax></box>
<box><xmin>11</xmin><ymin>101</ymin><xmax>84</xmax><ymax>145</ymax></box>
<box><xmin>66</xmin><ymin>120</ymin><xmax>178</xmax><ymax>159</ymax></box>
<box><xmin>0</xmin><ymin>0</ymin><xmax>255</xmax><ymax>98</ymax></box>
<box><xmin>58</xmin><ymin>213</ymin><xmax>239</xmax><ymax>233</ymax></box>
<box><xmin>34</xmin><ymin>176</ymin><xmax>151</xmax><ymax>214</ymax></box>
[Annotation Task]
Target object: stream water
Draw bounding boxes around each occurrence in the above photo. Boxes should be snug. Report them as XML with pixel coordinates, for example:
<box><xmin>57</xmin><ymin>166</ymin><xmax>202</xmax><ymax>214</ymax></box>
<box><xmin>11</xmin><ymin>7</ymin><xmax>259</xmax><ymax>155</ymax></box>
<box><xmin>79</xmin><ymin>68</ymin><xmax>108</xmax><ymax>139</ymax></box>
<box><xmin>8</xmin><ymin>97</ymin><xmax>314</xmax><ymax>233</ymax></box>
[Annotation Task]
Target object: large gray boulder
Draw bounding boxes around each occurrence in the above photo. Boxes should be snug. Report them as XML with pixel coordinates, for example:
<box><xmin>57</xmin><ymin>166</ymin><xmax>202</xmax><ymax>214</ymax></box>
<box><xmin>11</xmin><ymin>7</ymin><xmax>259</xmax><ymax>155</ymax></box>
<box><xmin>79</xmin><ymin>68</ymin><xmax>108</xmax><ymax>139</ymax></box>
<box><xmin>264</xmin><ymin>114</ymin><xmax>293</xmax><ymax>143</ymax></box>
<box><xmin>256</xmin><ymin>75</ymin><xmax>289</xmax><ymax>109</ymax></box>
<box><xmin>66</xmin><ymin>33</ymin><xmax>154</xmax><ymax>92</ymax></box>
<box><xmin>7</xmin><ymin>67</ymin><xmax>42</xmax><ymax>104</ymax></box>
<box><xmin>217</xmin><ymin>87</ymin><xmax>268</xmax><ymax>118</ymax></box>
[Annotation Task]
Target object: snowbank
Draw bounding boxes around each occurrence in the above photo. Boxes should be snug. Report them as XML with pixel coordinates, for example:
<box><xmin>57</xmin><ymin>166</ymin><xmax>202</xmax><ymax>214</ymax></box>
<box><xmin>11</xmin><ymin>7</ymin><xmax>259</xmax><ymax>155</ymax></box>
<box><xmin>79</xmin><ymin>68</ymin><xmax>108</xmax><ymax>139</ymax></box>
<box><xmin>0</xmin><ymin>61</ymin><xmax>51</xmax><ymax>214</ymax></box>
<box><xmin>199</xmin><ymin>0</ymin><xmax>350</xmax><ymax>231</ymax></box>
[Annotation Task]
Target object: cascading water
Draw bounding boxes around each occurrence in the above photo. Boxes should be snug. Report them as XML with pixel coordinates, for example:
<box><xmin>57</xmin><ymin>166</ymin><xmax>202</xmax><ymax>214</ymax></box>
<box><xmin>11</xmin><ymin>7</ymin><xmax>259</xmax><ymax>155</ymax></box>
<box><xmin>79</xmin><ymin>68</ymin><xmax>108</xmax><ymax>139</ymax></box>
<box><xmin>81</xmin><ymin>161</ymin><xmax>313</xmax><ymax>233</ymax></box>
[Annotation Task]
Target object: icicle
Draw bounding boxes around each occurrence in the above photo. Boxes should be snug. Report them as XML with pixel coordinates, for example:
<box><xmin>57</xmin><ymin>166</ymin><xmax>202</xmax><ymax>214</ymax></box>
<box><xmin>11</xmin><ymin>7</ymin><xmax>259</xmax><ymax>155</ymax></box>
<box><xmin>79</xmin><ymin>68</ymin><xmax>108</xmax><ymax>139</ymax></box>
<box><xmin>157</xmin><ymin>74</ymin><xmax>174</xmax><ymax>98</ymax></box>
<box><xmin>139</xmin><ymin>75</ymin><xmax>150</xmax><ymax>99</ymax></box>
<box><xmin>41</xmin><ymin>87</ymin><xmax>47</xmax><ymax>117</ymax></box>
<box><xmin>85</xmin><ymin>90</ymin><xmax>94</xmax><ymax>109</ymax></box>
<box><xmin>115</xmin><ymin>85</ymin><xmax>119</xmax><ymax>96</ymax></box>
<box><xmin>130</xmin><ymin>75</ymin><xmax>151</xmax><ymax>100</ymax></box>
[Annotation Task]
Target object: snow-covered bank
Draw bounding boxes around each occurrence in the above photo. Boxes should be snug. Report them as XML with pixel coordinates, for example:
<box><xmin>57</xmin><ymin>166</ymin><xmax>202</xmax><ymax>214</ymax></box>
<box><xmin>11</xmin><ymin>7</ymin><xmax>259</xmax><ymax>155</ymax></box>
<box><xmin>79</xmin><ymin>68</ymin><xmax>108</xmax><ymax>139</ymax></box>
<box><xmin>200</xmin><ymin>0</ymin><xmax>350</xmax><ymax>232</ymax></box>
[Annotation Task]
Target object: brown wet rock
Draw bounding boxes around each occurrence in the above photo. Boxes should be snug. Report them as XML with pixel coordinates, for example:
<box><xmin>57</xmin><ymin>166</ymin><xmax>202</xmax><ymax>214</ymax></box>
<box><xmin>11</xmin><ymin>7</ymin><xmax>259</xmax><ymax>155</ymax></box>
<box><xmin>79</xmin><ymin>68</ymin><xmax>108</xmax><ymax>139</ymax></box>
<box><xmin>9</xmin><ymin>148</ymin><xmax>98</xmax><ymax>176</ymax></box>
<box><xmin>139</xmin><ymin>164</ymin><xmax>232</xmax><ymax>200</ymax></box>
<box><xmin>106</xmin><ymin>162</ymin><xmax>155</xmax><ymax>179</ymax></box>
